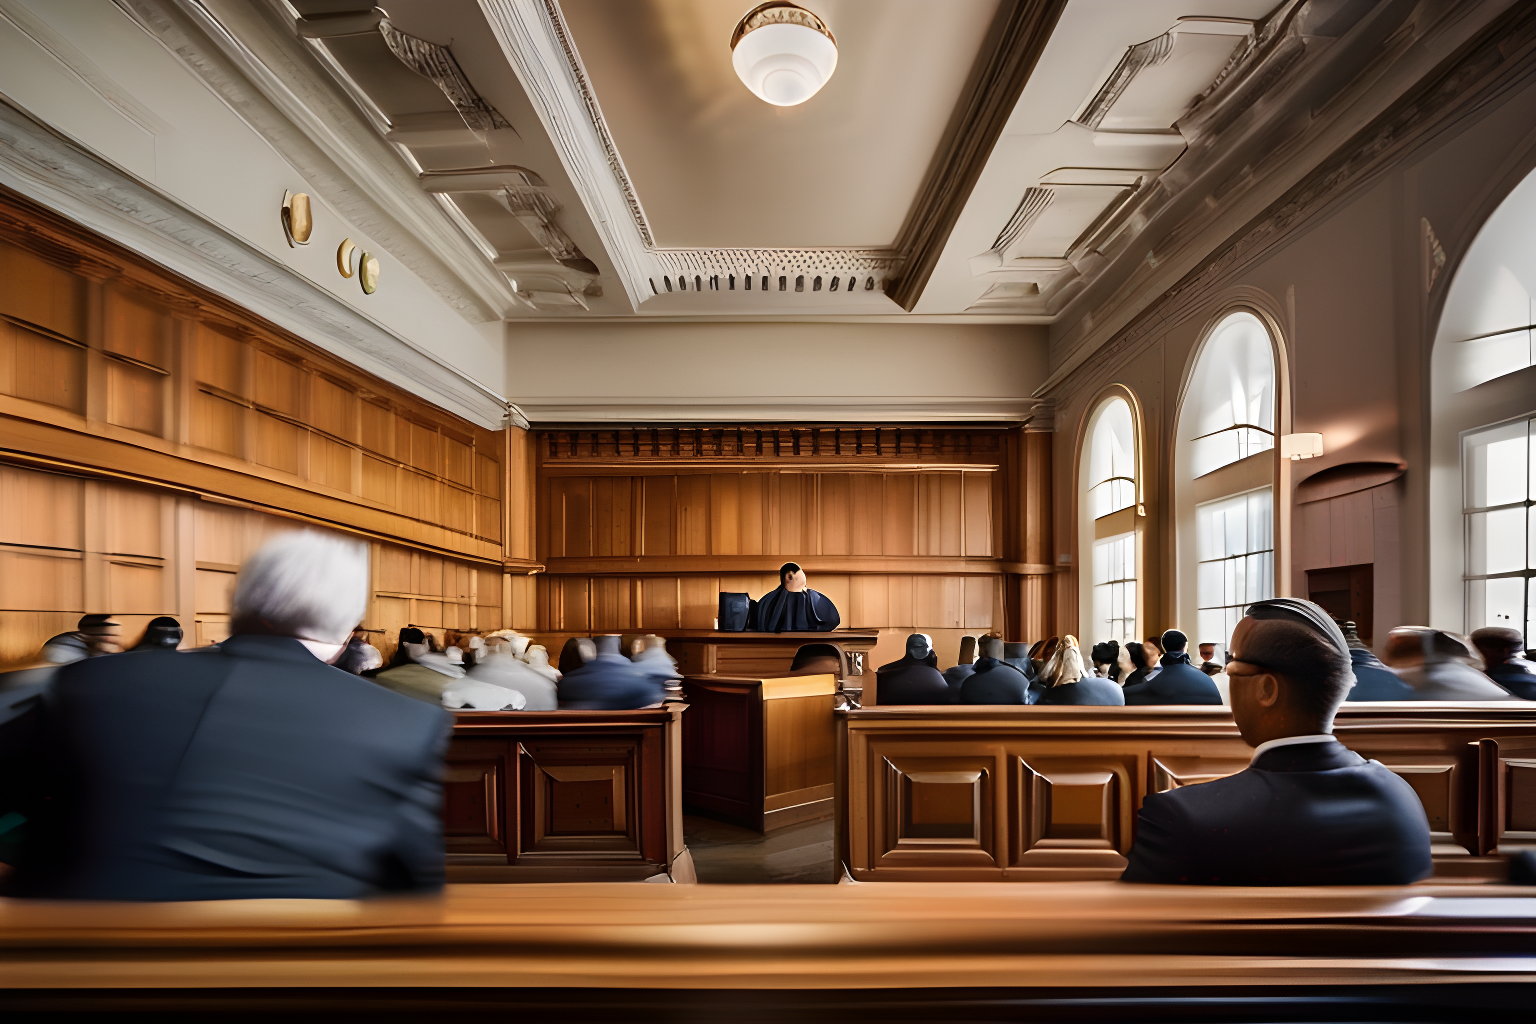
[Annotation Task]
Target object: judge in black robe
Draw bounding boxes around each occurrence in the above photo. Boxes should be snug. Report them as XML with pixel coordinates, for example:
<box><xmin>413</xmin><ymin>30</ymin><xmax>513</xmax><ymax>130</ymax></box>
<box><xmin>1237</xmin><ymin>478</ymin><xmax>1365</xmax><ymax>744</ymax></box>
<box><xmin>755</xmin><ymin>562</ymin><xmax>840</xmax><ymax>633</ymax></box>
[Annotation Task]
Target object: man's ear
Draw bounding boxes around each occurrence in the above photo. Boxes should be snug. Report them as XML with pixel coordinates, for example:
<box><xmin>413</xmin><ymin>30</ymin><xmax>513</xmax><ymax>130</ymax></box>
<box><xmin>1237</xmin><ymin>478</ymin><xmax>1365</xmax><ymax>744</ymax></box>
<box><xmin>1254</xmin><ymin>672</ymin><xmax>1281</xmax><ymax>708</ymax></box>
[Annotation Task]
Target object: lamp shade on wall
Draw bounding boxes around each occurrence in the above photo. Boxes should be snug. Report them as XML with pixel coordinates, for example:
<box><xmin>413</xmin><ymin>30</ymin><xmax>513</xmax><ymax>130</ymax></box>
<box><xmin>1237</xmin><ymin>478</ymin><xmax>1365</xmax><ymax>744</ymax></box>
<box><xmin>731</xmin><ymin>3</ymin><xmax>837</xmax><ymax>107</ymax></box>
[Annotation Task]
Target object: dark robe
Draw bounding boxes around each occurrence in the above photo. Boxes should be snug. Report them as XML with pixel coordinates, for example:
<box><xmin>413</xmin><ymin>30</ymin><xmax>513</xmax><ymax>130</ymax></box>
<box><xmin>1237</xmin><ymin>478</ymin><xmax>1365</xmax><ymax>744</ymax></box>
<box><xmin>1345</xmin><ymin>647</ymin><xmax>1416</xmax><ymax>701</ymax></box>
<box><xmin>1487</xmin><ymin>659</ymin><xmax>1536</xmax><ymax>700</ymax></box>
<box><xmin>1037</xmin><ymin>675</ymin><xmax>1126</xmax><ymax>706</ymax></box>
<box><xmin>754</xmin><ymin>586</ymin><xmax>840</xmax><ymax>633</ymax></box>
<box><xmin>1121</xmin><ymin>739</ymin><xmax>1432</xmax><ymax>885</ymax></box>
<box><xmin>958</xmin><ymin>659</ymin><xmax>1034</xmax><ymax>705</ymax></box>
<box><xmin>1122</xmin><ymin>653</ymin><xmax>1223</xmax><ymax>705</ymax></box>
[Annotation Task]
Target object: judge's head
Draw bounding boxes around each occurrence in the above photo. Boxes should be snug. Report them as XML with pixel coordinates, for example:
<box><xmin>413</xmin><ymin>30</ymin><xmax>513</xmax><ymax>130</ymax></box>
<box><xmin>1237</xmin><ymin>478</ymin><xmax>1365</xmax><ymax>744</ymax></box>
<box><xmin>1225</xmin><ymin>598</ymin><xmax>1353</xmax><ymax>747</ymax></box>
<box><xmin>230</xmin><ymin>532</ymin><xmax>369</xmax><ymax>653</ymax></box>
<box><xmin>1471</xmin><ymin>626</ymin><xmax>1526</xmax><ymax>668</ymax></box>
<box><xmin>779</xmin><ymin>562</ymin><xmax>806</xmax><ymax>592</ymax></box>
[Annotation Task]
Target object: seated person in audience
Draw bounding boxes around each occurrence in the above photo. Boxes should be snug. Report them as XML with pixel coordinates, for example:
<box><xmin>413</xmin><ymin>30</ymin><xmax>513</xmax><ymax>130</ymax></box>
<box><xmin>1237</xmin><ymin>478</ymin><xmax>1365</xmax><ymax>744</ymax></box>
<box><xmin>374</xmin><ymin>627</ymin><xmax>465</xmax><ymax>704</ymax></box>
<box><xmin>1037</xmin><ymin>636</ymin><xmax>1125</xmax><ymax>706</ymax></box>
<box><xmin>943</xmin><ymin>635</ymin><xmax>979</xmax><ymax>700</ymax></box>
<box><xmin>557</xmin><ymin>635</ymin><xmax>666</xmax><ymax>709</ymax></box>
<box><xmin>1121</xmin><ymin>597</ymin><xmax>1432</xmax><ymax>886</ymax></box>
<box><xmin>1122</xmin><ymin>630</ymin><xmax>1223</xmax><ymax>705</ymax></box>
<box><xmin>1342</xmin><ymin>621</ymin><xmax>1415</xmax><ymax>701</ymax></box>
<box><xmin>875</xmin><ymin>634</ymin><xmax>951</xmax><ymax>705</ymax></box>
<box><xmin>1382</xmin><ymin>626</ymin><xmax>1517</xmax><ymax>700</ymax></box>
<box><xmin>4</xmin><ymin>532</ymin><xmax>449</xmax><ymax>900</ymax></box>
<box><xmin>959</xmin><ymin>636</ymin><xmax>1034</xmax><ymax>704</ymax></box>
<box><xmin>754</xmin><ymin>562</ymin><xmax>840</xmax><ymax>633</ymax></box>
<box><xmin>1470</xmin><ymin>626</ymin><xmax>1536</xmax><ymax>700</ymax></box>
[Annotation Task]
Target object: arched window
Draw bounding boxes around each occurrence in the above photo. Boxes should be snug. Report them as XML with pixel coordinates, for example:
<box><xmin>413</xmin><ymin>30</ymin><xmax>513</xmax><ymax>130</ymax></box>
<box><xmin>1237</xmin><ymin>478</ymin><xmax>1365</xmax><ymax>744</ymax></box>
<box><xmin>1080</xmin><ymin>396</ymin><xmax>1138</xmax><ymax>645</ymax></box>
<box><xmin>1178</xmin><ymin>311</ymin><xmax>1278</xmax><ymax>656</ymax></box>
<box><xmin>1430</xmin><ymin>166</ymin><xmax>1536</xmax><ymax>643</ymax></box>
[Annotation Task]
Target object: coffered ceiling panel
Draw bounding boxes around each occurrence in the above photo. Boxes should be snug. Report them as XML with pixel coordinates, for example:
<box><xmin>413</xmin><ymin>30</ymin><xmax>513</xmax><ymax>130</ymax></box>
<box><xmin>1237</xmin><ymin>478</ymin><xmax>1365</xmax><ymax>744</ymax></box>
<box><xmin>559</xmin><ymin>0</ymin><xmax>1001</xmax><ymax>249</ymax></box>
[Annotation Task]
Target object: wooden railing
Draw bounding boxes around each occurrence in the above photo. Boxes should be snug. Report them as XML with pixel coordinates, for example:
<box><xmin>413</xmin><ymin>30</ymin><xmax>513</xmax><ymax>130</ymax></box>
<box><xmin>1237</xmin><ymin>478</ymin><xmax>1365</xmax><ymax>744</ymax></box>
<box><xmin>835</xmin><ymin>703</ymin><xmax>1536</xmax><ymax>882</ymax></box>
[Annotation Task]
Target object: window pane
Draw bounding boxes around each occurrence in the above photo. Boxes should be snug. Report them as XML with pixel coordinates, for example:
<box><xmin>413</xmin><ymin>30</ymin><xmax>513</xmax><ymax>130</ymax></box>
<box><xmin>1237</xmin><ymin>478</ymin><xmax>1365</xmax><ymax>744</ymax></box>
<box><xmin>1464</xmin><ymin>421</ymin><xmax>1529</xmax><ymax>509</ymax></box>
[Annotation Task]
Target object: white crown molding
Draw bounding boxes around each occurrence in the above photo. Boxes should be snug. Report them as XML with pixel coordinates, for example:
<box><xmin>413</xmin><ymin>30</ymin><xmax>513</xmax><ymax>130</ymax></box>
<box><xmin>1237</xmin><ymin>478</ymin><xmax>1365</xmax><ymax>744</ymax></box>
<box><xmin>115</xmin><ymin>0</ymin><xmax>519</xmax><ymax>323</ymax></box>
<box><xmin>0</xmin><ymin>96</ymin><xmax>517</xmax><ymax>430</ymax></box>
<box><xmin>477</xmin><ymin>0</ymin><xmax>904</xmax><ymax>312</ymax></box>
<box><xmin>513</xmin><ymin>396</ymin><xmax>1040</xmax><ymax>424</ymax></box>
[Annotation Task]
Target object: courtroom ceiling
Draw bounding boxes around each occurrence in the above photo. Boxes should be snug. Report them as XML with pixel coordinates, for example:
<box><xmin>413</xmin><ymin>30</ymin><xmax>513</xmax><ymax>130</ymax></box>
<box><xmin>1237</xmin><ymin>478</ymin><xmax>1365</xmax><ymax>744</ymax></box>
<box><xmin>120</xmin><ymin>0</ymin><xmax>1513</xmax><ymax>324</ymax></box>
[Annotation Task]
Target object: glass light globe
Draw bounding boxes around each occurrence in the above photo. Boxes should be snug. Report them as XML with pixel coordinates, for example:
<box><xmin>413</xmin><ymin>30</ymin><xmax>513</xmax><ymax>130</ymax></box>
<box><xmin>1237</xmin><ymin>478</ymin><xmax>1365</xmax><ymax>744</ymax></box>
<box><xmin>731</xmin><ymin>9</ymin><xmax>837</xmax><ymax>107</ymax></box>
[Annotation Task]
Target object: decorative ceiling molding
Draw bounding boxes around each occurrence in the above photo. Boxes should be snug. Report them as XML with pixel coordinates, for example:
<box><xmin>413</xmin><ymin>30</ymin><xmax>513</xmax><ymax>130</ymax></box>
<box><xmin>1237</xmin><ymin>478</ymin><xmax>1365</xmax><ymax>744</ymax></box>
<box><xmin>482</xmin><ymin>0</ymin><xmax>1056</xmax><ymax>312</ymax></box>
<box><xmin>377</xmin><ymin>17</ymin><xmax>513</xmax><ymax>132</ymax></box>
<box><xmin>884</xmin><ymin>0</ymin><xmax>1069</xmax><ymax>311</ymax></box>
<box><xmin>1036</xmin><ymin>0</ymin><xmax>1536</xmax><ymax>406</ymax></box>
<box><xmin>0</xmin><ymin>97</ymin><xmax>517</xmax><ymax>429</ymax></box>
<box><xmin>114</xmin><ymin>0</ymin><xmax>519</xmax><ymax>321</ymax></box>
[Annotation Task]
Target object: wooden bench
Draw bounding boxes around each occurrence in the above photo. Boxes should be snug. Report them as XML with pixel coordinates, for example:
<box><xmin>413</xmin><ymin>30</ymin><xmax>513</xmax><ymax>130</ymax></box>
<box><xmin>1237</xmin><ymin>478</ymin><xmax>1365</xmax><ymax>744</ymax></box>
<box><xmin>835</xmin><ymin>703</ymin><xmax>1536</xmax><ymax>882</ymax></box>
<box><xmin>445</xmin><ymin>706</ymin><xmax>690</xmax><ymax>882</ymax></box>
<box><xmin>2</xmin><ymin>882</ymin><xmax>1535</xmax><ymax>1015</ymax></box>
<box><xmin>681</xmin><ymin>673</ymin><xmax>838</xmax><ymax>831</ymax></box>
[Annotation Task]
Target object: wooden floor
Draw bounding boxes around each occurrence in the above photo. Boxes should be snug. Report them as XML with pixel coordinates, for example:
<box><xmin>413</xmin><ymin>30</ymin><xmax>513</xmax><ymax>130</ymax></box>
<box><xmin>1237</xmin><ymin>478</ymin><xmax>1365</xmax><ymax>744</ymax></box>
<box><xmin>684</xmin><ymin>814</ymin><xmax>836</xmax><ymax>884</ymax></box>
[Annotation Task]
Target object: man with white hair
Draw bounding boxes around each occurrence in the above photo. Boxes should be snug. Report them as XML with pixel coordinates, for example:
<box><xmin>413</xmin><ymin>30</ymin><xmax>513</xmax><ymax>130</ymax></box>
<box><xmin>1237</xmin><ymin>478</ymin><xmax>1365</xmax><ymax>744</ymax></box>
<box><xmin>4</xmin><ymin>531</ymin><xmax>449</xmax><ymax>901</ymax></box>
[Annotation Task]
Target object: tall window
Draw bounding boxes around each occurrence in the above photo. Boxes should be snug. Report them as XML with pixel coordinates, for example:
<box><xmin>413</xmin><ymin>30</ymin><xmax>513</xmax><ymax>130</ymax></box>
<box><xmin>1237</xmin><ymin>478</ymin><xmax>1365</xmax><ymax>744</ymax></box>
<box><xmin>1464</xmin><ymin>417</ymin><xmax>1535</xmax><ymax>644</ymax></box>
<box><xmin>1085</xmin><ymin>397</ymin><xmax>1138</xmax><ymax>645</ymax></box>
<box><xmin>1182</xmin><ymin>311</ymin><xmax>1278</xmax><ymax>656</ymax></box>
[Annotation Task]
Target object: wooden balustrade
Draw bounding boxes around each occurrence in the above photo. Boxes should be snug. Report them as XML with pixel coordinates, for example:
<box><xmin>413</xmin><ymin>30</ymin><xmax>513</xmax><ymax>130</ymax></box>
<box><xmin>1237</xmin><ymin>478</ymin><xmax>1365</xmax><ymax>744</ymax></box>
<box><xmin>835</xmin><ymin>704</ymin><xmax>1536</xmax><ymax>882</ymax></box>
<box><xmin>444</xmin><ymin>707</ymin><xmax>689</xmax><ymax>882</ymax></box>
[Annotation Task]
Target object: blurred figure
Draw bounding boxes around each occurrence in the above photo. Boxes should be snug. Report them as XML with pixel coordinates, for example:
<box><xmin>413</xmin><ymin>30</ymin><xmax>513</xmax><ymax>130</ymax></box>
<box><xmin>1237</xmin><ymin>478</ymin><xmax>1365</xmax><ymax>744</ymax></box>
<box><xmin>557</xmin><ymin>635</ymin><xmax>665</xmax><ymax>710</ymax></box>
<box><xmin>1122</xmin><ymin>630</ymin><xmax>1223</xmax><ymax>705</ymax></box>
<box><xmin>5</xmin><ymin>531</ymin><xmax>448</xmax><ymax>900</ymax></box>
<box><xmin>959</xmin><ymin>636</ymin><xmax>1034</xmax><ymax>704</ymax></box>
<box><xmin>77</xmin><ymin>614</ymin><xmax>122</xmax><ymax>657</ymax></box>
<box><xmin>1470</xmin><ymin>626</ymin><xmax>1536</xmax><ymax>700</ymax></box>
<box><xmin>131</xmin><ymin>616</ymin><xmax>182</xmax><ymax>652</ymax></box>
<box><xmin>875</xmin><ymin>634</ymin><xmax>950</xmax><ymax>705</ymax></box>
<box><xmin>1122</xmin><ymin>598</ymin><xmax>1432</xmax><ymax>886</ymax></box>
<box><xmin>1382</xmin><ymin>626</ymin><xmax>1516</xmax><ymax>700</ymax></box>
<box><xmin>334</xmin><ymin>627</ymin><xmax>383</xmax><ymax>675</ymax></box>
<box><xmin>1038</xmin><ymin>636</ymin><xmax>1124</xmax><ymax>706</ymax></box>
<box><xmin>1342</xmin><ymin>621</ymin><xmax>1414</xmax><ymax>701</ymax></box>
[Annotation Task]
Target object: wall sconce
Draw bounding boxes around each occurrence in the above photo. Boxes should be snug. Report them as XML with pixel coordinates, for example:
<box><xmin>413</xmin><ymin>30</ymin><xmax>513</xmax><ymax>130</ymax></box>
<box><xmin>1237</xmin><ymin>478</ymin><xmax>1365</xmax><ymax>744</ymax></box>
<box><xmin>1281</xmin><ymin>432</ymin><xmax>1324</xmax><ymax>461</ymax></box>
<box><xmin>281</xmin><ymin>190</ymin><xmax>312</xmax><ymax>247</ymax></box>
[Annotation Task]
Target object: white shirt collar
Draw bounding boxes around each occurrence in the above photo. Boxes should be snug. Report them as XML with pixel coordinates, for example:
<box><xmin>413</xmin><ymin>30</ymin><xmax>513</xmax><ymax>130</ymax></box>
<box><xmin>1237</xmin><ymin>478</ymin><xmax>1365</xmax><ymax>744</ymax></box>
<box><xmin>1250</xmin><ymin>733</ymin><xmax>1337</xmax><ymax>764</ymax></box>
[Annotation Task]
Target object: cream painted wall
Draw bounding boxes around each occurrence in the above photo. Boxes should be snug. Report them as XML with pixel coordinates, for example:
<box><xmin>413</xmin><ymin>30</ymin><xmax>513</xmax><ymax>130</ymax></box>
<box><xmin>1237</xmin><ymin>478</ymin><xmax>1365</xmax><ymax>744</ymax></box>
<box><xmin>504</xmin><ymin>321</ymin><xmax>1047</xmax><ymax>421</ymax></box>
<box><xmin>0</xmin><ymin>1</ymin><xmax>503</xmax><ymax>397</ymax></box>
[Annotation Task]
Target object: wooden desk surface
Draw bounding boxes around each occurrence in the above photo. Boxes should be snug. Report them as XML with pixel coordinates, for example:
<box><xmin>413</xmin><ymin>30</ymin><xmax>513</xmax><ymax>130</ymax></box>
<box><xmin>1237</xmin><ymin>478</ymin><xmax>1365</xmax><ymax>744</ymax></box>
<box><xmin>1</xmin><ymin>882</ymin><xmax>1535</xmax><ymax>991</ymax></box>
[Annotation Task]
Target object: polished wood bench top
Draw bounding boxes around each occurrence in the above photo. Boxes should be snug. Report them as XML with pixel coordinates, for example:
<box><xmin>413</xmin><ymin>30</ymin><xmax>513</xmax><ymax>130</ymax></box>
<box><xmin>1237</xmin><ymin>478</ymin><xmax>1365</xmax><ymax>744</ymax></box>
<box><xmin>3</xmin><ymin>882</ymin><xmax>1536</xmax><ymax>990</ymax></box>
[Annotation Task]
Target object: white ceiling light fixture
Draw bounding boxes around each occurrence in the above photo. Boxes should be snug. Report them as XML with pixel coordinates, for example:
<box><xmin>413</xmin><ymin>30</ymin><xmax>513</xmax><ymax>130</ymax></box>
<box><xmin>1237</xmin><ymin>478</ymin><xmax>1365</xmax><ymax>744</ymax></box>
<box><xmin>730</xmin><ymin>2</ymin><xmax>837</xmax><ymax>107</ymax></box>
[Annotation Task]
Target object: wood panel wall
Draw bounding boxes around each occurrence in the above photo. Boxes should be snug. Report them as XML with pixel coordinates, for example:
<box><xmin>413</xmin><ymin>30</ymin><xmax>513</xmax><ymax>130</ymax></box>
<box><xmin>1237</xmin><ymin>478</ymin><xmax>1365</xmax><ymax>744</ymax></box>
<box><xmin>531</xmin><ymin>426</ymin><xmax>1053</xmax><ymax>671</ymax></box>
<box><xmin>0</xmin><ymin>189</ymin><xmax>514</xmax><ymax>664</ymax></box>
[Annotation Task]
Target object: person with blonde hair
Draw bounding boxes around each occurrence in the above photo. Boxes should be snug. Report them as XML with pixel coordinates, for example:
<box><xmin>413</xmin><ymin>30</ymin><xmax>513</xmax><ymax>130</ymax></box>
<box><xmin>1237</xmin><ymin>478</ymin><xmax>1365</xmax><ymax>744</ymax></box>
<box><xmin>4</xmin><ymin>530</ymin><xmax>449</xmax><ymax>901</ymax></box>
<box><xmin>1036</xmin><ymin>636</ymin><xmax>1125</xmax><ymax>706</ymax></box>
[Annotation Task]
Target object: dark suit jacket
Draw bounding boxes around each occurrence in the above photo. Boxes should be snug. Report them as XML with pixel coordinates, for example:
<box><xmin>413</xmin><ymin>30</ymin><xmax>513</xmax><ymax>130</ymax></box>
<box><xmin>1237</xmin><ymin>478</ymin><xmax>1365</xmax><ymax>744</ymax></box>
<box><xmin>1120</xmin><ymin>739</ymin><xmax>1432</xmax><ymax>885</ymax></box>
<box><xmin>1488</xmin><ymin>660</ymin><xmax>1536</xmax><ymax>700</ymax></box>
<box><xmin>5</xmin><ymin>636</ymin><xmax>450</xmax><ymax>901</ymax></box>
<box><xmin>958</xmin><ymin>660</ymin><xmax>1035</xmax><ymax>704</ymax></box>
<box><xmin>1346</xmin><ymin>648</ymin><xmax>1417</xmax><ymax>701</ymax></box>
<box><xmin>1121</xmin><ymin>655</ymin><xmax>1223</xmax><ymax>705</ymax></box>
<box><xmin>1037</xmin><ymin>676</ymin><xmax>1126</xmax><ymax>706</ymax></box>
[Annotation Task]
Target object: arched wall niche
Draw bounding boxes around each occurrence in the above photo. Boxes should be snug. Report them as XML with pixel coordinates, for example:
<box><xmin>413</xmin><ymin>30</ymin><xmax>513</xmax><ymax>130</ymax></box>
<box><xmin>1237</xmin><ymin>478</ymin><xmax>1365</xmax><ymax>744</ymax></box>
<box><xmin>1429</xmin><ymin>159</ymin><xmax>1536</xmax><ymax>643</ymax></box>
<box><xmin>1075</xmin><ymin>384</ymin><xmax>1145</xmax><ymax>649</ymax></box>
<box><xmin>1172</xmin><ymin>301</ymin><xmax>1290</xmax><ymax>658</ymax></box>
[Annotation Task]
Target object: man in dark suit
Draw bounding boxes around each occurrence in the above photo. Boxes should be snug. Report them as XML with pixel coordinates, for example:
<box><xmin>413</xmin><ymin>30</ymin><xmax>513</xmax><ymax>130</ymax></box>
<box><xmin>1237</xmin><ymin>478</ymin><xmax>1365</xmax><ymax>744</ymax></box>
<box><xmin>1121</xmin><ymin>598</ymin><xmax>1432</xmax><ymax>885</ymax></box>
<box><xmin>4</xmin><ymin>532</ymin><xmax>449</xmax><ymax>901</ymax></box>
<box><xmin>1121</xmin><ymin>629</ymin><xmax>1223</xmax><ymax>705</ymax></box>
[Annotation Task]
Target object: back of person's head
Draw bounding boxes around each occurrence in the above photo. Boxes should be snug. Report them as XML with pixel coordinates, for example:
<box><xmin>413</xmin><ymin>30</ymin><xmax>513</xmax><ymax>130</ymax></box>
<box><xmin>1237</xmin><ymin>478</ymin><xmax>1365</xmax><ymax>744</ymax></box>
<box><xmin>1160</xmin><ymin>629</ymin><xmax>1188</xmax><ymax>654</ymax></box>
<box><xmin>1241</xmin><ymin>598</ymin><xmax>1353</xmax><ymax>720</ymax></box>
<box><xmin>1042</xmin><ymin>635</ymin><xmax>1085</xmax><ymax>687</ymax></box>
<box><xmin>229</xmin><ymin>532</ymin><xmax>369</xmax><ymax>644</ymax></box>
<box><xmin>1471</xmin><ymin>626</ymin><xmax>1525</xmax><ymax>667</ymax></box>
